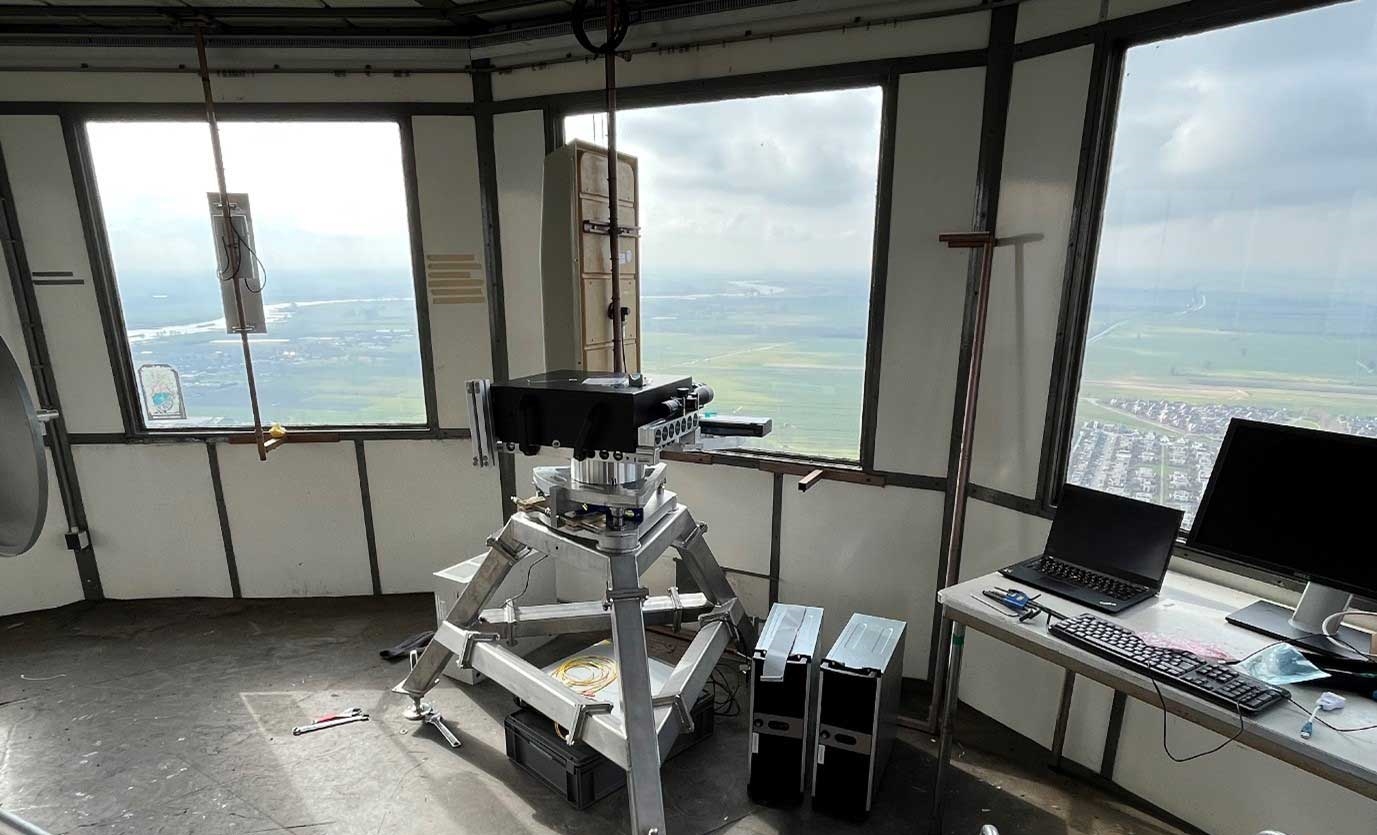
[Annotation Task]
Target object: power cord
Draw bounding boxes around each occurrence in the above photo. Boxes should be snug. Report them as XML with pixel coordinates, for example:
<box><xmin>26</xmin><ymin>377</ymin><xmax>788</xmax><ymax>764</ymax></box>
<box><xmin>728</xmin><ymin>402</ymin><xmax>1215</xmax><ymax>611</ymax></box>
<box><xmin>502</xmin><ymin>552</ymin><xmax>550</xmax><ymax>609</ymax></box>
<box><xmin>1283</xmin><ymin>693</ymin><xmax>1377</xmax><ymax>734</ymax></box>
<box><xmin>1150</xmin><ymin>676</ymin><xmax>1246</xmax><ymax>762</ymax></box>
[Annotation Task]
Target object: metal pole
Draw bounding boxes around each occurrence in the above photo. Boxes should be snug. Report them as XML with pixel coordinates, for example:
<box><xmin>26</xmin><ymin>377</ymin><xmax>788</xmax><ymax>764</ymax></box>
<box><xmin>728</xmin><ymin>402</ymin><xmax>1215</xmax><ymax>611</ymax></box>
<box><xmin>0</xmin><ymin>809</ymin><xmax>53</xmax><ymax>835</ymax></box>
<box><xmin>195</xmin><ymin>30</ymin><xmax>267</xmax><ymax>461</ymax></box>
<box><xmin>930</xmin><ymin>618</ymin><xmax>966</xmax><ymax>831</ymax></box>
<box><xmin>922</xmin><ymin>233</ymin><xmax>997</xmax><ymax>732</ymax></box>
<box><xmin>604</xmin><ymin>0</ymin><xmax>625</xmax><ymax>377</ymax></box>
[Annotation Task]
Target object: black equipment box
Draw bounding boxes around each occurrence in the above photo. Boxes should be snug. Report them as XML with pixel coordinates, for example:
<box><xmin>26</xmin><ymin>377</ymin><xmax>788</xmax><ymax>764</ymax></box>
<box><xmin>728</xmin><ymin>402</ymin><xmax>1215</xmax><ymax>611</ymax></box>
<box><xmin>490</xmin><ymin>370</ymin><xmax>694</xmax><ymax>454</ymax></box>
<box><xmin>504</xmin><ymin>690</ymin><xmax>714</xmax><ymax>809</ymax></box>
<box><xmin>812</xmin><ymin>613</ymin><xmax>906</xmax><ymax>819</ymax></box>
<box><xmin>747</xmin><ymin>603</ymin><xmax>824</xmax><ymax>806</ymax></box>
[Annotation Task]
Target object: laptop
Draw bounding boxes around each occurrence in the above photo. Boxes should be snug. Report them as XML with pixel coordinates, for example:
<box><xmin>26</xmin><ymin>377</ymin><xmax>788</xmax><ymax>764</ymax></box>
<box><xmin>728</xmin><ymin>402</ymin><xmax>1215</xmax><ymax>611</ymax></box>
<box><xmin>1000</xmin><ymin>484</ymin><xmax>1184</xmax><ymax>613</ymax></box>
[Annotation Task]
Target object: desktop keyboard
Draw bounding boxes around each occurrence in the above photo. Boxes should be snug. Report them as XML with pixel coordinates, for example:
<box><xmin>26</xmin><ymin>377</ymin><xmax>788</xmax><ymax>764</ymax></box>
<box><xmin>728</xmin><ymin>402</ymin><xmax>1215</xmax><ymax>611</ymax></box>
<box><xmin>1049</xmin><ymin>614</ymin><xmax>1287</xmax><ymax>714</ymax></box>
<box><xmin>1035</xmin><ymin>556</ymin><xmax>1144</xmax><ymax>601</ymax></box>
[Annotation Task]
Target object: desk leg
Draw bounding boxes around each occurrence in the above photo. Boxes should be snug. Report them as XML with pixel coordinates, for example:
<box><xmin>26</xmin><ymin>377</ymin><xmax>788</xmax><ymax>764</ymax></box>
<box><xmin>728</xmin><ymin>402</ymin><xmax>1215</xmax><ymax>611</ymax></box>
<box><xmin>930</xmin><ymin>619</ymin><xmax>966</xmax><ymax>832</ymax></box>
<box><xmin>1050</xmin><ymin>669</ymin><xmax>1076</xmax><ymax>771</ymax></box>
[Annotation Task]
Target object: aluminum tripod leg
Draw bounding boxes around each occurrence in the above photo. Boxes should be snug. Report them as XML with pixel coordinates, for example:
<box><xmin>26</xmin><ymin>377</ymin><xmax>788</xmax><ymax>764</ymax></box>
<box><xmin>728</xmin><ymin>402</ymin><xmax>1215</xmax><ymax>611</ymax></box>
<box><xmin>671</xmin><ymin>512</ymin><xmax>758</xmax><ymax>652</ymax></box>
<box><xmin>607</xmin><ymin>549</ymin><xmax>667</xmax><ymax>835</ymax></box>
<box><xmin>394</xmin><ymin>520</ymin><xmax>526</xmax><ymax>698</ymax></box>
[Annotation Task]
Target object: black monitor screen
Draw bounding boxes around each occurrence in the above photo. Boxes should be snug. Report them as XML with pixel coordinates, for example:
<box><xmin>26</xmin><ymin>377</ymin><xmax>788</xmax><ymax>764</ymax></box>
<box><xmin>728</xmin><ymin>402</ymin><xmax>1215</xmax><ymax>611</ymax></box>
<box><xmin>1188</xmin><ymin>420</ymin><xmax>1377</xmax><ymax>598</ymax></box>
<box><xmin>1046</xmin><ymin>484</ymin><xmax>1184</xmax><ymax>585</ymax></box>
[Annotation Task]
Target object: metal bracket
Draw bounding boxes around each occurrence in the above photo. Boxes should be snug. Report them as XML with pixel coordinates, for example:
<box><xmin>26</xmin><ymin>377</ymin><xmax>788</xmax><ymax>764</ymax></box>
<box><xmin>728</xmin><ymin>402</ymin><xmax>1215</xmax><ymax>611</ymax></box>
<box><xmin>667</xmin><ymin>586</ymin><xmax>683</xmax><ymax>632</ymax></box>
<box><xmin>698</xmin><ymin>606</ymin><xmax>743</xmax><ymax>647</ymax></box>
<box><xmin>606</xmin><ymin>585</ymin><xmax>650</xmax><ymax>603</ymax></box>
<box><xmin>458</xmin><ymin>631</ymin><xmax>500</xmax><ymax>670</ymax></box>
<box><xmin>673</xmin><ymin>522</ymin><xmax>707</xmax><ymax>550</ymax></box>
<box><xmin>651</xmin><ymin>694</ymin><xmax>694</xmax><ymax>734</ymax></box>
<box><xmin>487</xmin><ymin>535</ymin><xmax>525</xmax><ymax>566</ymax></box>
<box><xmin>564</xmin><ymin>701</ymin><xmax>614</xmax><ymax>747</ymax></box>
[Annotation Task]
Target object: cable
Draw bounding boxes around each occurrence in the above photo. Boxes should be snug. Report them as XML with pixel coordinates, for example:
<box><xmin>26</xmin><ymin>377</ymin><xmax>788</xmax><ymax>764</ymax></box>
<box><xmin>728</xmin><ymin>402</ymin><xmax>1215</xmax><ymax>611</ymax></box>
<box><xmin>216</xmin><ymin>223</ymin><xmax>270</xmax><ymax>294</ymax></box>
<box><xmin>502</xmin><ymin>552</ymin><xmax>550</xmax><ymax>609</ymax></box>
<box><xmin>1320</xmin><ymin>609</ymin><xmax>1377</xmax><ymax>660</ymax></box>
<box><xmin>1283</xmin><ymin>693</ymin><xmax>1377</xmax><ymax>734</ymax></box>
<box><xmin>1150</xmin><ymin>677</ymin><xmax>1245</xmax><ymax>762</ymax></box>
<box><xmin>552</xmin><ymin>654</ymin><xmax>619</xmax><ymax>696</ymax></box>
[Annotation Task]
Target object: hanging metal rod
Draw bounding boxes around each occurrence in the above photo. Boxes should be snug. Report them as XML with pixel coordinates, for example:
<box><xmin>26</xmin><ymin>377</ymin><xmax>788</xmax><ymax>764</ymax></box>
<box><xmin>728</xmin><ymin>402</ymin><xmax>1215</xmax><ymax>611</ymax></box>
<box><xmin>195</xmin><ymin>28</ymin><xmax>270</xmax><ymax>461</ymax></box>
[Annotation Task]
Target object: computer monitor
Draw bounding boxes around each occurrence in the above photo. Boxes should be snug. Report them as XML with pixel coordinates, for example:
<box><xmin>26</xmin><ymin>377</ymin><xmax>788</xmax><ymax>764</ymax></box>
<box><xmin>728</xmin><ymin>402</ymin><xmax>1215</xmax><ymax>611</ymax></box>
<box><xmin>1188</xmin><ymin>419</ymin><xmax>1377</xmax><ymax>654</ymax></box>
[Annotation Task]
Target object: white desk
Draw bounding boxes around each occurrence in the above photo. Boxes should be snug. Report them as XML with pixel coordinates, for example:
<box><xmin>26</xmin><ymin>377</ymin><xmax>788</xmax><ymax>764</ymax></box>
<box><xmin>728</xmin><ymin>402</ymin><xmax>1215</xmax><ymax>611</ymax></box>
<box><xmin>930</xmin><ymin>571</ymin><xmax>1377</xmax><ymax>826</ymax></box>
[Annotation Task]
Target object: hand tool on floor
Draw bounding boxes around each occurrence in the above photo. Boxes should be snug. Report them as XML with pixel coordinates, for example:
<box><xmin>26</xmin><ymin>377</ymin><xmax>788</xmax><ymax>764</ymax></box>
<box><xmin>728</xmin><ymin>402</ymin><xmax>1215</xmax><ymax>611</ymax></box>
<box><xmin>293</xmin><ymin>707</ymin><xmax>370</xmax><ymax>736</ymax></box>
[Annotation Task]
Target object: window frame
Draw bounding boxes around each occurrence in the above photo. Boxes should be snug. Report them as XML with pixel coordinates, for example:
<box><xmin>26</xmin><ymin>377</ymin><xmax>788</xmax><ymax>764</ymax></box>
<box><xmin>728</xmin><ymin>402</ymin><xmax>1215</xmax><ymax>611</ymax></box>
<box><xmin>1041</xmin><ymin>1</ymin><xmax>1367</xmax><ymax>588</ymax></box>
<box><xmin>74</xmin><ymin>111</ymin><xmax>439</xmax><ymax>437</ymax></box>
<box><xmin>551</xmin><ymin>77</ymin><xmax>896</xmax><ymax>466</ymax></box>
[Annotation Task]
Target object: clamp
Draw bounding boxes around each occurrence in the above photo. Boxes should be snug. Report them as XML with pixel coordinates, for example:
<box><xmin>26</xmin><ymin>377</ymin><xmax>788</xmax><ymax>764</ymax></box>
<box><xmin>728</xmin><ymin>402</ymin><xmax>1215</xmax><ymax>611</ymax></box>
<box><xmin>563</xmin><ymin>701</ymin><xmax>614</xmax><ymax>747</ymax></box>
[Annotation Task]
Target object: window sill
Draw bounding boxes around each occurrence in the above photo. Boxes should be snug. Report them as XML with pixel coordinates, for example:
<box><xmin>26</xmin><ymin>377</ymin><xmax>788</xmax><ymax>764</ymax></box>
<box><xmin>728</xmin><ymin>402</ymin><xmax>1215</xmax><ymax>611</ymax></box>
<box><xmin>67</xmin><ymin>426</ymin><xmax>470</xmax><ymax>445</ymax></box>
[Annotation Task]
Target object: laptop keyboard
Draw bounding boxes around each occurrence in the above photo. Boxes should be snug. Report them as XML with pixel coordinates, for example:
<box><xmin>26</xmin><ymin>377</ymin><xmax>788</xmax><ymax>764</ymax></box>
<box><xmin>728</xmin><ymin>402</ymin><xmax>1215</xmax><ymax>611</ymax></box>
<box><xmin>1034</xmin><ymin>556</ymin><xmax>1145</xmax><ymax>601</ymax></box>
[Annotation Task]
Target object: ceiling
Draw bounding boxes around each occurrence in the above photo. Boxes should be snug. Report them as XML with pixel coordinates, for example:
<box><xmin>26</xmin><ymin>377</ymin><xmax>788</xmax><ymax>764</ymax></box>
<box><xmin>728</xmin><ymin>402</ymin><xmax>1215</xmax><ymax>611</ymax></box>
<box><xmin>0</xmin><ymin>0</ymin><xmax>815</xmax><ymax>42</ymax></box>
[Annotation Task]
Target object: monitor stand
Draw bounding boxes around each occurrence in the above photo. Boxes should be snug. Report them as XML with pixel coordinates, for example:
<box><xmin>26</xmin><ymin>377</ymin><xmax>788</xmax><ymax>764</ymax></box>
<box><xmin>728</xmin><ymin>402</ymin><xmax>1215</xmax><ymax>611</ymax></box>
<box><xmin>1226</xmin><ymin>581</ymin><xmax>1371</xmax><ymax>662</ymax></box>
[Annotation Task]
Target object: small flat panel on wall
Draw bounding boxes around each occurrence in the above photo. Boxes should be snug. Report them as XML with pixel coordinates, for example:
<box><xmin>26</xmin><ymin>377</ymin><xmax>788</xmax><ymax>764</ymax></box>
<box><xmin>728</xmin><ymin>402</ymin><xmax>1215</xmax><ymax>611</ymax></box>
<box><xmin>1108</xmin><ymin>0</ymin><xmax>1187</xmax><ymax>18</ymax></box>
<box><xmin>971</xmin><ymin>47</ymin><xmax>1093</xmax><ymax>498</ymax></box>
<box><xmin>494</xmin><ymin>111</ymin><xmax>548</xmax><ymax>379</ymax></box>
<box><xmin>363</xmin><ymin>439</ymin><xmax>502</xmax><ymax>594</ymax></box>
<box><xmin>74</xmin><ymin>444</ymin><xmax>230</xmax><ymax>599</ymax></box>
<box><xmin>217</xmin><ymin>443</ymin><xmax>372</xmax><ymax>597</ymax></box>
<box><xmin>777</xmin><ymin>478</ymin><xmax>943</xmax><ymax>676</ymax></box>
<box><xmin>0</xmin><ymin>115</ymin><xmax>123</xmax><ymax>434</ymax></box>
<box><xmin>410</xmin><ymin>116</ymin><xmax>492</xmax><ymax>427</ymax></box>
<box><xmin>0</xmin><ymin>452</ymin><xmax>82</xmax><ymax>617</ymax></box>
<box><xmin>873</xmin><ymin>67</ymin><xmax>987</xmax><ymax>478</ymax></box>
<box><xmin>541</xmin><ymin>140</ymin><xmax>641</xmax><ymax>373</ymax></box>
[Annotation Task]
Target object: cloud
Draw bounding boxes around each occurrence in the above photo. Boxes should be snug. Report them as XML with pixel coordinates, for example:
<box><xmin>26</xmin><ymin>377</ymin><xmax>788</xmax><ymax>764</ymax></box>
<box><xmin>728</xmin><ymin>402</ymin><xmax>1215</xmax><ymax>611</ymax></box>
<box><xmin>1097</xmin><ymin>0</ymin><xmax>1377</xmax><ymax>292</ymax></box>
<box><xmin>565</xmin><ymin>86</ymin><xmax>883</xmax><ymax>278</ymax></box>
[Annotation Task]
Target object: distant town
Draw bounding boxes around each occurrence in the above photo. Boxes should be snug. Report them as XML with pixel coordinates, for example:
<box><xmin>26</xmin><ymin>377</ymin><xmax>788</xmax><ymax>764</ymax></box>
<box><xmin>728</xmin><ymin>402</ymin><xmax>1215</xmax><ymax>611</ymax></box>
<box><xmin>1068</xmin><ymin>398</ymin><xmax>1377</xmax><ymax>522</ymax></box>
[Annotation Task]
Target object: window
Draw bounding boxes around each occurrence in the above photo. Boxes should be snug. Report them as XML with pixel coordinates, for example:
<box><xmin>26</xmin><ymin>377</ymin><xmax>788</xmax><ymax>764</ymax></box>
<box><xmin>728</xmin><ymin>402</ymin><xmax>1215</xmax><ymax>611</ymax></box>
<box><xmin>1067</xmin><ymin>1</ymin><xmax>1377</xmax><ymax>525</ymax></box>
<box><xmin>87</xmin><ymin>120</ymin><xmax>425</xmax><ymax>429</ymax></box>
<box><xmin>564</xmin><ymin>87</ymin><xmax>883</xmax><ymax>460</ymax></box>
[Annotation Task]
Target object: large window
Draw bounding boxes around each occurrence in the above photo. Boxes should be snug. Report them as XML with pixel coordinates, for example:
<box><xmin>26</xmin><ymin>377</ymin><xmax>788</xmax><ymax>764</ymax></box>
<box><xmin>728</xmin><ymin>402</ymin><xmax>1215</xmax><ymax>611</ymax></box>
<box><xmin>565</xmin><ymin>87</ymin><xmax>883</xmax><ymax>460</ymax></box>
<box><xmin>88</xmin><ymin>120</ymin><xmax>425</xmax><ymax>429</ymax></box>
<box><xmin>1068</xmin><ymin>1</ymin><xmax>1377</xmax><ymax>524</ymax></box>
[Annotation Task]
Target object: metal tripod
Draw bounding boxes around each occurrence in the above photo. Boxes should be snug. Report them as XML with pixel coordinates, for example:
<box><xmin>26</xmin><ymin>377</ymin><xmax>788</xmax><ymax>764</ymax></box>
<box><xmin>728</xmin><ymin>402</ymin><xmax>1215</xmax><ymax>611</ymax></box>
<box><xmin>395</xmin><ymin>456</ymin><xmax>756</xmax><ymax>835</ymax></box>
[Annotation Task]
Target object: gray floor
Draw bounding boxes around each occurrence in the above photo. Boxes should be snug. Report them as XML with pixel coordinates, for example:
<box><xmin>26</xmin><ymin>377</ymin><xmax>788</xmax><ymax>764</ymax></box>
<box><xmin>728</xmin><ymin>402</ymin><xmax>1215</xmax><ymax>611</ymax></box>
<box><xmin>0</xmin><ymin>595</ymin><xmax>1191</xmax><ymax>835</ymax></box>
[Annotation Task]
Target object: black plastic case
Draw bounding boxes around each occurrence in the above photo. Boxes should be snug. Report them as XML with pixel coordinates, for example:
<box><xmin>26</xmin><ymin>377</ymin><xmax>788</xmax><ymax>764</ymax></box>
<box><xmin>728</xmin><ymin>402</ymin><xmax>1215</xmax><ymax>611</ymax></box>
<box><xmin>504</xmin><ymin>690</ymin><xmax>714</xmax><ymax>809</ymax></box>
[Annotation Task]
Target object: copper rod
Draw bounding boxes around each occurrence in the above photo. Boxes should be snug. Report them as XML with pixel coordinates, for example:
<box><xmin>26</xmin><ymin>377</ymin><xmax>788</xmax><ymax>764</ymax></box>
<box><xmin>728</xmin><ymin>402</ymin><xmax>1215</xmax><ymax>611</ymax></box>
<box><xmin>195</xmin><ymin>30</ymin><xmax>267</xmax><ymax>461</ymax></box>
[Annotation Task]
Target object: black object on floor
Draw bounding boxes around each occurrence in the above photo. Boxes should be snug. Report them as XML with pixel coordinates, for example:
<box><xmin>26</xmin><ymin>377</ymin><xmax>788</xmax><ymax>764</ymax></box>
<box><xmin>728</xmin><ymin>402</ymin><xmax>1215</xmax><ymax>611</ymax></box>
<box><xmin>504</xmin><ymin>690</ymin><xmax>715</xmax><ymax>809</ymax></box>
<box><xmin>379</xmin><ymin>630</ymin><xmax>434</xmax><ymax>660</ymax></box>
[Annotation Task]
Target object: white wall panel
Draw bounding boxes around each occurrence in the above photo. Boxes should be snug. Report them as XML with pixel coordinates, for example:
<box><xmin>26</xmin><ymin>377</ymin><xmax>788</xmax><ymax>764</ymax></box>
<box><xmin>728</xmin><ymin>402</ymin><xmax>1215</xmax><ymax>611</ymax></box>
<box><xmin>0</xmin><ymin>250</ymin><xmax>35</xmax><ymax>396</ymax></box>
<box><xmin>411</xmin><ymin>116</ymin><xmax>494</xmax><ymax>428</ymax></box>
<box><xmin>970</xmin><ymin>47</ymin><xmax>1092</xmax><ymax>497</ymax></box>
<box><xmin>217</xmin><ymin>443</ymin><xmax>372</xmax><ymax>597</ymax></box>
<box><xmin>778</xmin><ymin>478</ymin><xmax>943</xmax><ymax>675</ymax></box>
<box><xmin>74</xmin><ymin>444</ymin><xmax>231</xmax><ymax>599</ymax></box>
<box><xmin>663</xmin><ymin>462</ymin><xmax>773</xmax><ymax>575</ymax></box>
<box><xmin>493</xmin><ymin>110</ymin><xmax>548</xmax><ymax>379</ymax></box>
<box><xmin>1015</xmin><ymin>0</ymin><xmax>1103</xmax><ymax>42</ymax></box>
<box><xmin>1108</xmin><ymin>0</ymin><xmax>1188</xmax><ymax>18</ymax></box>
<box><xmin>1114</xmin><ymin>699</ymin><xmax>1376</xmax><ymax>835</ymax></box>
<box><xmin>955</xmin><ymin>498</ymin><xmax>1111</xmax><ymax>771</ymax></box>
<box><xmin>0</xmin><ymin>115</ymin><xmax>123</xmax><ymax>434</ymax></box>
<box><xmin>364</xmin><ymin>439</ymin><xmax>502</xmax><ymax>594</ymax></box>
<box><xmin>0</xmin><ymin>71</ymin><xmax>472</xmax><ymax>103</ymax></box>
<box><xmin>0</xmin><ymin>453</ymin><xmax>83</xmax><ymax>616</ymax></box>
<box><xmin>873</xmin><ymin>67</ymin><xmax>985</xmax><ymax>477</ymax></box>
<box><xmin>493</xmin><ymin>12</ymin><xmax>989</xmax><ymax>100</ymax></box>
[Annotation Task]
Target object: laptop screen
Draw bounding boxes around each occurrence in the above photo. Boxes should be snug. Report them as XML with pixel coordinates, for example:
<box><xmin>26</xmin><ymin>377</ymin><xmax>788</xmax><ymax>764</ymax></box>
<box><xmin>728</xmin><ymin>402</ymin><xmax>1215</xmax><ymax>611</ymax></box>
<box><xmin>1045</xmin><ymin>485</ymin><xmax>1184</xmax><ymax>586</ymax></box>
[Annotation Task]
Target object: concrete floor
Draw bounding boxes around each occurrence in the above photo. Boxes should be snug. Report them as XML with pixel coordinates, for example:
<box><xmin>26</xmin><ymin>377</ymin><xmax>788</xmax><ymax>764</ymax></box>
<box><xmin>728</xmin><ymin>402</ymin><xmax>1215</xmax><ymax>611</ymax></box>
<box><xmin>0</xmin><ymin>595</ymin><xmax>1193</xmax><ymax>835</ymax></box>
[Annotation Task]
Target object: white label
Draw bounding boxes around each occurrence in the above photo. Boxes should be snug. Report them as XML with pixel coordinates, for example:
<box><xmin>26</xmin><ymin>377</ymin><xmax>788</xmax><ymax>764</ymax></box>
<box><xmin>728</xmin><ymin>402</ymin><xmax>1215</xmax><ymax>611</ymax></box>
<box><xmin>816</xmin><ymin>744</ymin><xmax>825</xmax><ymax>764</ymax></box>
<box><xmin>750</xmin><ymin>732</ymin><xmax>759</xmax><ymax>754</ymax></box>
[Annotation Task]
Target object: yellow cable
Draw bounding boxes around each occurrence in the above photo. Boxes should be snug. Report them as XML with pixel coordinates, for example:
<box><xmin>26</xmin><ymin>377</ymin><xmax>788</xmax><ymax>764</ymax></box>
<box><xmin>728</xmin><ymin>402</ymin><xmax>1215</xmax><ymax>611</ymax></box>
<box><xmin>552</xmin><ymin>655</ymin><xmax>619</xmax><ymax>696</ymax></box>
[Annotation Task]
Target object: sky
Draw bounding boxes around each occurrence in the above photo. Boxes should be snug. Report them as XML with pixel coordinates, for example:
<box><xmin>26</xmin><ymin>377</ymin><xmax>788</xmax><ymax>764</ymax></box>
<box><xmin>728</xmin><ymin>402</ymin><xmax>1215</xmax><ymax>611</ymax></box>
<box><xmin>564</xmin><ymin>86</ymin><xmax>883</xmax><ymax>282</ymax></box>
<box><xmin>86</xmin><ymin>120</ymin><xmax>414</xmax><ymax>283</ymax></box>
<box><xmin>1095</xmin><ymin>0</ymin><xmax>1377</xmax><ymax>299</ymax></box>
